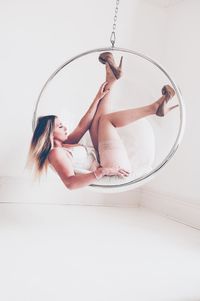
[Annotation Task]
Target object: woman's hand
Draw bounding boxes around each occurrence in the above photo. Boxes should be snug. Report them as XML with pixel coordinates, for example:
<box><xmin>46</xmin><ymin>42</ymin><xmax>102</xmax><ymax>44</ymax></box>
<box><xmin>94</xmin><ymin>166</ymin><xmax>130</xmax><ymax>179</ymax></box>
<box><xmin>95</xmin><ymin>82</ymin><xmax>110</xmax><ymax>101</ymax></box>
<box><xmin>102</xmin><ymin>167</ymin><xmax>130</xmax><ymax>178</ymax></box>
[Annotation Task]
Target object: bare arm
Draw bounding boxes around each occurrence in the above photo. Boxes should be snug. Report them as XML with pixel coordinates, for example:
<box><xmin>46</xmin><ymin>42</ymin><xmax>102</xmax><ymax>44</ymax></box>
<box><xmin>48</xmin><ymin>148</ymin><xmax>103</xmax><ymax>190</ymax></box>
<box><xmin>65</xmin><ymin>82</ymin><xmax>109</xmax><ymax>144</ymax></box>
<box><xmin>48</xmin><ymin>148</ymin><xmax>129</xmax><ymax>190</ymax></box>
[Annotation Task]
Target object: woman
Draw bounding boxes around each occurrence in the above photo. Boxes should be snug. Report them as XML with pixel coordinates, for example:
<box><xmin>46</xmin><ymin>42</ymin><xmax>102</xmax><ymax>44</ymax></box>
<box><xmin>28</xmin><ymin>52</ymin><xmax>178</xmax><ymax>190</ymax></box>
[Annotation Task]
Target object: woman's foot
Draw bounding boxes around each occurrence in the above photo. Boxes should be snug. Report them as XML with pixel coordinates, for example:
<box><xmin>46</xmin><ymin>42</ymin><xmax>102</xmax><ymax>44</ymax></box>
<box><xmin>155</xmin><ymin>85</ymin><xmax>178</xmax><ymax>117</ymax></box>
<box><xmin>99</xmin><ymin>52</ymin><xmax>123</xmax><ymax>80</ymax></box>
<box><xmin>162</xmin><ymin>85</ymin><xmax>175</xmax><ymax>100</ymax></box>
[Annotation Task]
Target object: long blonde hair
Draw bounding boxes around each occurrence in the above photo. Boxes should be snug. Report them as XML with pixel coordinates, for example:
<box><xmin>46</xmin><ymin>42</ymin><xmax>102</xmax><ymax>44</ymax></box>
<box><xmin>28</xmin><ymin>115</ymin><xmax>57</xmax><ymax>177</ymax></box>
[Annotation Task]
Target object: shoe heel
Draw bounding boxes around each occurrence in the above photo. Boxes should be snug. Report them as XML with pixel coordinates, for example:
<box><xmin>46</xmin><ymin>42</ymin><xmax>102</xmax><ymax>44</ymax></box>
<box><xmin>169</xmin><ymin>104</ymin><xmax>179</xmax><ymax>112</ymax></box>
<box><xmin>119</xmin><ymin>56</ymin><xmax>123</xmax><ymax>70</ymax></box>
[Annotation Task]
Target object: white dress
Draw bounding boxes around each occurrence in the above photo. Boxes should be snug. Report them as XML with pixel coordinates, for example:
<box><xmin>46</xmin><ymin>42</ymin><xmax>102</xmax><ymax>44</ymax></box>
<box><xmin>63</xmin><ymin>144</ymin><xmax>100</xmax><ymax>173</ymax></box>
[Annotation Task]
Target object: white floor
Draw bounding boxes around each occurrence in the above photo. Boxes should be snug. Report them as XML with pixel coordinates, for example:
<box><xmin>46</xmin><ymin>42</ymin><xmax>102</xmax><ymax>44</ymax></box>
<box><xmin>0</xmin><ymin>204</ymin><xmax>200</xmax><ymax>301</ymax></box>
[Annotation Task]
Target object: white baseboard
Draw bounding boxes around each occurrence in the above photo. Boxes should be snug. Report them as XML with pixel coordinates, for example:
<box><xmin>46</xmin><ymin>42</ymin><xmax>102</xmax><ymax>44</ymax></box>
<box><xmin>0</xmin><ymin>176</ymin><xmax>140</xmax><ymax>207</ymax></box>
<box><xmin>1</xmin><ymin>177</ymin><xmax>200</xmax><ymax>229</ymax></box>
<box><xmin>140</xmin><ymin>188</ymin><xmax>200</xmax><ymax>230</ymax></box>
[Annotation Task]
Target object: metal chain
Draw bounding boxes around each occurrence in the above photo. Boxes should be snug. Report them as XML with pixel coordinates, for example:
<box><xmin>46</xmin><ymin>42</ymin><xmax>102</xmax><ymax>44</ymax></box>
<box><xmin>110</xmin><ymin>0</ymin><xmax>120</xmax><ymax>48</ymax></box>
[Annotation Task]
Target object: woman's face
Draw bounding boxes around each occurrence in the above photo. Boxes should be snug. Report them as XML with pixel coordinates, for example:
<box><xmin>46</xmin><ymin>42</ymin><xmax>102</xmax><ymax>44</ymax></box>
<box><xmin>53</xmin><ymin>118</ymin><xmax>68</xmax><ymax>143</ymax></box>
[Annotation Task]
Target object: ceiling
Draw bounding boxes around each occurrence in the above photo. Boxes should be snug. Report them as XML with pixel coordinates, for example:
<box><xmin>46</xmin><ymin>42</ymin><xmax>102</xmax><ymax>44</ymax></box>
<box><xmin>146</xmin><ymin>0</ymin><xmax>184</xmax><ymax>8</ymax></box>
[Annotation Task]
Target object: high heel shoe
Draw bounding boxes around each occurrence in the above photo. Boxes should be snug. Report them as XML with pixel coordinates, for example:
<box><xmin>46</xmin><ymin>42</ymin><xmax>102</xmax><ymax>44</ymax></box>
<box><xmin>98</xmin><ymin>52</ymin><xmax>123</xmax><ymax>79</ymax></box>
<box><xmin>156</xmin><ymin>85</ymin><xmax>178</xmax><ymax>117</ymax></box>
<box><xmin>162</xmin><ymin>85</ymin><xmax>175</xmax><ymax>99</ymax></box>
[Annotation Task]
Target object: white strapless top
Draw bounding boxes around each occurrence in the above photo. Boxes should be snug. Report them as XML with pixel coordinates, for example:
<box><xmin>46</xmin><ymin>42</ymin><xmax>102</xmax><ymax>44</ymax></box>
<box><xmin>63</xmin><ymin>144</ymin><xmax>99</xmax><ymax>173</ymax></box>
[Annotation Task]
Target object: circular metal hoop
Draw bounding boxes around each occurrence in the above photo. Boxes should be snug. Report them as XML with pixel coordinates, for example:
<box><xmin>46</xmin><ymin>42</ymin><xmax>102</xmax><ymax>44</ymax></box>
<box><xmin>33</xmin><ymin>47</ymin><xmax>185</xmax><ymax>192</ymax></box>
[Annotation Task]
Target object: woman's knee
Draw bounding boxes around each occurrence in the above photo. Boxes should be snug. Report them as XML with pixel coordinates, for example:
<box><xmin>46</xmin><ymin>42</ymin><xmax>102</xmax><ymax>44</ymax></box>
<box><xmin>99</xmin><ymin>114</ymin><xmax>110</xmax><ymax>124</ymax></box>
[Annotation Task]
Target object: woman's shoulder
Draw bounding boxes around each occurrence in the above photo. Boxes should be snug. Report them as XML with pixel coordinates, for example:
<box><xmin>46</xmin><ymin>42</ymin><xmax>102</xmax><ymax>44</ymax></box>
<box><xmin>49</xmin><ymin>147</ymin><xmax>64</xmax><ymax>155</ymax></box>
<box><xmin>48</xmin><ymin>147</ymin><xmax>74</xmax><ymax>175</ymax></box>
<box><xmin>48</xmin><ymin>147</ymin><xmax>70</xmax><ymax>162</ymax></box>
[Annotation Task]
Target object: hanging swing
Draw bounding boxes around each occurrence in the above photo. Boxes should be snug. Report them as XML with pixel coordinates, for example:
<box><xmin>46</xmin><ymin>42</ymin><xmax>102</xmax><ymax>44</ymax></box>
<box><xmin>32</xmin><ymin>1</ymin><xmax>185</xmax><ymax>193</ymax></box>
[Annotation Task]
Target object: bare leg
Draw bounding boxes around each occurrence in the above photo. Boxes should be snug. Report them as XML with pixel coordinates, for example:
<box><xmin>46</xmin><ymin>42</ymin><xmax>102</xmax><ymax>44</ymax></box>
<box><xmin>98</xmin><ymin>93</ymin><xmax>171</xmax><ymax>140</ymax></box>
<box><xmin>89</xmin><ymin>63</ymin><xmax>117</xmax><ymax>151</ymax></box>
<box><xmin>97</xmin><ymin>95</ymin><xmax>169</xmax><ymax>170</ymax></box>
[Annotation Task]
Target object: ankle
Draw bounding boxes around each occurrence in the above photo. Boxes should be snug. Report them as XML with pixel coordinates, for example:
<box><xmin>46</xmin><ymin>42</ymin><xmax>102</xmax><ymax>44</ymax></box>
<box><xmin>105</xmin><ymin>80</ymin><xmax>115</xmax><ymax>90</ymax></box>
<box><xmin>153</xmin><ymin>95</ymin><xmax>168</xmax><ymax>114</ymax></box>
<box><xmin>152</xmin><ymin>101</ymin><xmax>161</xmax><ymax>114</ymax></box>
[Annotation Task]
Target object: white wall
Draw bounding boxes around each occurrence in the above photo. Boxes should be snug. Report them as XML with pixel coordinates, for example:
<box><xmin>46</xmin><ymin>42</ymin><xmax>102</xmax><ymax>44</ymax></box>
<box><xmin>144</xmin><ymin>0</ymin><xmax>200</xmax><ymax>204</ymax></box>
<box><xmin>0</xmin><ymin>0</ymin><xmax>143</xmax><ymax>202</ymax></box>
<box><xmin>1</xmin><ymin>0</ymin><xmax>198</xmax><ymax>204</ymax></box>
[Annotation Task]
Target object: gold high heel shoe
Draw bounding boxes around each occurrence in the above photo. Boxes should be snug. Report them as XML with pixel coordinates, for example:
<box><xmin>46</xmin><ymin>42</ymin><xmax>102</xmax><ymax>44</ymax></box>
<box><xmin>156</xmin><ymin>85</ymin><xmax>178</xmax><ymax>117</ymax></box>
<box><xmin>98</xmin><ymin>52</ymin><xmax>123</xmax><ymax>79</ymax></box>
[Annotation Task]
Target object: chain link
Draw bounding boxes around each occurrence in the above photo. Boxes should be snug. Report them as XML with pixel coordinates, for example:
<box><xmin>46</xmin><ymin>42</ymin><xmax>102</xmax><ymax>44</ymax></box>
<box><xmin>110</xmin><ymin>0</ymin><xmax>120</xmax><ymax>48</ymax></box>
